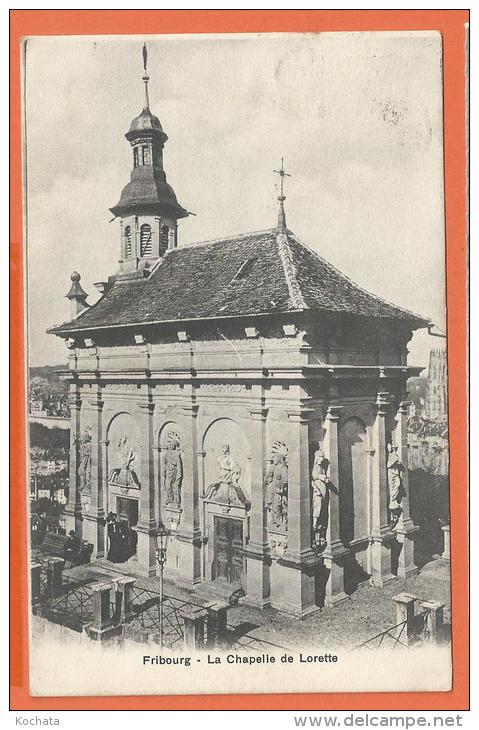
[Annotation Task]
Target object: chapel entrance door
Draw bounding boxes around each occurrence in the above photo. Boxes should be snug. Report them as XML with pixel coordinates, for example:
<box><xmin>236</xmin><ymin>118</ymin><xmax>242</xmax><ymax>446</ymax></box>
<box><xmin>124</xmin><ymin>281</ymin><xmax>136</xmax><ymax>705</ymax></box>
<box><xmin>213</xmin><ymin>517</ymin><xmax>243</xmax><ymax>584</ymax></box>
<box><xmin>116</xmin><ymin>496</ymin><xmax>139</xmax><ymax>558</ymax></box>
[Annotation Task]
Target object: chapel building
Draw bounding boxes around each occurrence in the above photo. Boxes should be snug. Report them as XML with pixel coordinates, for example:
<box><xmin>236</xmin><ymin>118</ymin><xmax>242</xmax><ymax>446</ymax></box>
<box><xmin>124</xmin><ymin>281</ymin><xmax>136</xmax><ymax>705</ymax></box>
<box><xmin>50</xmin><ymin>50</ymin><xmax>428</xmax><ymax>617</ymax></box>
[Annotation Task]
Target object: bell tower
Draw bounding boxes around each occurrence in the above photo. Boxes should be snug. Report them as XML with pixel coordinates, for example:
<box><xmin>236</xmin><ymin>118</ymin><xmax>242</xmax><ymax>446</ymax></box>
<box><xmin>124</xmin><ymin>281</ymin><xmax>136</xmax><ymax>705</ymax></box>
<box><xmin>110</xmin><ymin>44</ymin><xmax>189</xmax><ymax>276</ymax></box>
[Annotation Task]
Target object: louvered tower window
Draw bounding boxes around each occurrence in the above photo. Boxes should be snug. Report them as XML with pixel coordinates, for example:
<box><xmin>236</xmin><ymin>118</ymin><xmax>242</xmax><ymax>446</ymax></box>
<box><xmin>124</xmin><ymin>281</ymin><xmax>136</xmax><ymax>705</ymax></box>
<box><xmin>140</xmin><ymin>224</ymin><xmax>152</xmax><ymax>256</ymax></box>
<box><xmin>160</xmin><ymin>225</ymin><xmax>169</xmax><ymax>254</ymax></box>
<box><xmin>142</xmin><ymin>146</ymin><xmax>151</xmax><ymax>165</ymax></box>
<box><xmin>124</xmin><ymin>225</ymin><xmax>132</xmax><ymax>258</ymax></box>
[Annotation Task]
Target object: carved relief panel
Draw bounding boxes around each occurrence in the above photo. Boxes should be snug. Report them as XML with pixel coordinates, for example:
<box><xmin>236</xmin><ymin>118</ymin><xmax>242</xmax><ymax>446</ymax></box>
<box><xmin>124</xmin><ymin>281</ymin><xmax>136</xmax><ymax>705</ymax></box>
<box><xmin>202</xmin><ymin>418</ymin><xmax>251</xmax><ymax>509</ymax></box>
<box><xmin>107</xmin><ymin>413</ymin><xmax>141</xmax><ymax>490</ymax></box>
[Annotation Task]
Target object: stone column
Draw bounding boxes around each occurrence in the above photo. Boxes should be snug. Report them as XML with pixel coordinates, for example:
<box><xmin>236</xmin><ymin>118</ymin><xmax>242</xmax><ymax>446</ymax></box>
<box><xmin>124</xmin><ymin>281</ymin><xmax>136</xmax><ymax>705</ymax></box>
<box><xmin>420</xmin><ymin>599</ymin><xmax>445</xmax><ymax>643</ymax></box>
<box><xmin>322</xmin><ymin>405</ymin><xmax>350</xmax><ymax>606</ymax></box>
<box><xmin>392</xmin><ymin>592</ymin><xmax>417</xmax><ymax>646</ymax></box>
<box><xmin>46</xmin><ymin>557</ymin><xmax>64</xmax><ymax>598</ymax></box>
<box><xmin>82</xmin><ymin>389</ymin><xmax>105</xmax><ymax>558</ymax></box>
<box><xmin>133</xmin><ymin>398</ymin><xmax>157</xmax><ymax>577</ymax></box>
<box><xmin>243</xmin><ymin>407</ymin><xmax>270</xmax><ymax>609</ymax></box>
<box><xmin>85</xmin><ymin>582</ymin><xmax>121</xmax><ymax>641</ymax></box>
<box><xmin>394</xmin><ymin>400</ymin><xmax>419</xmax><ymax>578</ymax></box>
<box><xmin>175</xmin><ymin>405</ymin><xmax>202</xmax><ymax>587</ymax></box>
<box><xmin>152</xmin><ymin>445</ymin><xmax>161</xmax><ymax>518</ymax></box>
<box><xmin>65</xmin><ymin>388</ymin><xmax>82</xmax><ymax>535</ymax></box>
<box><xmin>205</xmin><ymin>600</ymin><xmax>229</xmax><ymax>649</ymax></box>
<box><xmin>31</xmin><ymin>563</ymin><xmax>42</xmax><ymax>604</ymax></box>
<box><xmin>369</xmin><ymin>393</ymin><xmax>395</xmax><ymax>586</ymax></box>
<box><xmin>181</xmin><ymin>607</ymin><xmax>209</xmax><ymax>651</ymax></box>
<box><xmin>113</xmin><ymin>576</ymin><xmax>137</xmax><ymax>623</ymax></box>
<box><xmin>274</xmin><ymin>408</ymin><xmax>321</xmax><ymax>618</ymax></box>
<box><xmin>441</xmin><ymin>524</ymin><xmax>451</xmax><ymax>561</ymax></box>
<box><xmin>196</xmin><ymin>449</ymin><xmax>208</xmax><ymax>580</ymax></box>
<box><xmin>100</xmin><ymin>438</ymin><xmax>109</xmax><ymax>518</ymax></box>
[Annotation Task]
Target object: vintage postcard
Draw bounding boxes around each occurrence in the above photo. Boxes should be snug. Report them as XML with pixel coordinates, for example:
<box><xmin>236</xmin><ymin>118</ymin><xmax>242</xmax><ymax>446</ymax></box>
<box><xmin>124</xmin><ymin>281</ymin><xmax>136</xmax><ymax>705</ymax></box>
<box><xmin>11</xmin><ymin>12</ymin><xmax>468</xmax><ymax>708</ymax></box>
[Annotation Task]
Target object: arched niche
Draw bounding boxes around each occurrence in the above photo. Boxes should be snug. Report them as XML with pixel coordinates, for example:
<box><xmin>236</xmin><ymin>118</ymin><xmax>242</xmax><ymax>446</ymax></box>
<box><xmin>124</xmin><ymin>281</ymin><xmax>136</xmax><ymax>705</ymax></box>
<box><xmin>158</xmin><ymin>421</ymin><xmax>184</xmax><ymax>511</ymax></box>
<box><xmin>202</xmin><ymin>418</ymin><xmax>251</xmax><ymax>502</ymax></box>
<box><xmin>338</xmin><ymin>417</ymin><xmax>369</xmax><ymax>544</ymax></box>
<box><xmin>106</xmin><ymin>412</ymin><xmax>142</xmax><ymax>489</ymax></box>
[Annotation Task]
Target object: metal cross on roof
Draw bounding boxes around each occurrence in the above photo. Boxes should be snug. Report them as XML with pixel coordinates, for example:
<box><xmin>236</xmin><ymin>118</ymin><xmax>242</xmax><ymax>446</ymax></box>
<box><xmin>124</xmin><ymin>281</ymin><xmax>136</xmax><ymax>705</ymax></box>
<box><xmin>143</xmin><ymin>42</ymin><xmax>148</xmax><ymax>73</ymax></box>
<box><xmin>142</xmin><ymin>42</ymin><xmax>150</xmax><ymax>109</ymax></box>
<box><xmin>273</xmin><ymin>157</ymin><xmax>291</xmax><ymax>229</ymax></box>
<box><xmin>273</xmin><ymin>157</ymin><xmax>291</xmax><ymax>200</ymax></box>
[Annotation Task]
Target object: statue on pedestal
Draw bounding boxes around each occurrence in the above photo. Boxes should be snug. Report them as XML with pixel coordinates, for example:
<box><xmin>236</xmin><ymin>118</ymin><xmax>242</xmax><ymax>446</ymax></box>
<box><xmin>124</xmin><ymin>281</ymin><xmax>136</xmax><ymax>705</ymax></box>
<box><xmin>265</xmin><ymin>441</ymin><xmax>288</xmax><ymax>530</ymax></box>
<box><xmin>387</xmin><ymin>442</ymin><xmax>406</xmax><ymax>527</ymax></box>
<box><xmin>162</xmin><ymin>432</ymin><xmax>183</xmax><ymax>508</ymax></box>
<box><xmin>77</xmin><ymin>426</ymin><xmax>92</xmax><ymax>495</ymax></box>
<box><xmin>311</xmin><ymin>446</ymin><xmax>331</xmax><ymax>550</ymax></box>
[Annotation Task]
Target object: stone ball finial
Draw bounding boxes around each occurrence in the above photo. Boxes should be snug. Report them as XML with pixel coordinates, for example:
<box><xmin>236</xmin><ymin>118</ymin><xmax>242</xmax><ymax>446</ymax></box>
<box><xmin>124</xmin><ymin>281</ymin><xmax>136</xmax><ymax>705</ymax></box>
<box><xmin>71</xmin><ymin>271</ymin><xmax>81</xmax><ymax>282</ymax></box>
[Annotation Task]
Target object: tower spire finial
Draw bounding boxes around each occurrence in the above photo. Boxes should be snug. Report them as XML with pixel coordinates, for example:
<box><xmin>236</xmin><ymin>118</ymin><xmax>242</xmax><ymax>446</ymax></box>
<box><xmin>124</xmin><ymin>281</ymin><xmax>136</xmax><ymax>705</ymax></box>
<box><xmin>142</xmin><ymin>42</ymin><xmax>150</xmax><ymax>110</ymax></box>
<box><xmin>273</xmin><ymin>157</ymin><xmax>291</xmax><ymax>230</ymax></box>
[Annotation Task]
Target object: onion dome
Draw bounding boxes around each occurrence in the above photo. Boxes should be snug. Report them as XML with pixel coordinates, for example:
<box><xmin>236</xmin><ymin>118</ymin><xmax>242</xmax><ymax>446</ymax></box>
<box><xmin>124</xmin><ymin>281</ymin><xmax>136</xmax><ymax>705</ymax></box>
<box><xmin>126</xmin><ymin>108</ymin><xmax>167</xmax><ymax>143</ymax></box>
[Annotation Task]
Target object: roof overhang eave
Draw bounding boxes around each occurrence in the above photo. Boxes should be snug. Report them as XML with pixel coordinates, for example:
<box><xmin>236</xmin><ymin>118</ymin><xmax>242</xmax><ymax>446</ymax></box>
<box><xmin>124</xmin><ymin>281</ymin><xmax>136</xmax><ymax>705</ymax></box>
<box><xmin>48</xmin><ymin>308</ymin><xmax>308</xmax><ymax>337</ymax></box>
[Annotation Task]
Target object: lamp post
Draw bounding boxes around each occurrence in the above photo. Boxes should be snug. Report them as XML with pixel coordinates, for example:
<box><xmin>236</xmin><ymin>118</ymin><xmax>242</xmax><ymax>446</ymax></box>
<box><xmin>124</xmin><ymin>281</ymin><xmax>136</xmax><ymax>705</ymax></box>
<box><xmin>155</xmin><ymin>519</ymin><xmax>170</xmax><ymax>650</ymax></box>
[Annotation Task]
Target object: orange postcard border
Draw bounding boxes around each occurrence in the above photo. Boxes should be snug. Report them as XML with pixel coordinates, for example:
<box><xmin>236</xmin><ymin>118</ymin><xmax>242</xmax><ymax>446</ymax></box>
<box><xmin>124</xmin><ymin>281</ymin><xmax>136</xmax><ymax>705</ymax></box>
<box><xmin>9</xmin><ymin>9</ymin><xmax>469</xmax><ymax>712</ymax></box>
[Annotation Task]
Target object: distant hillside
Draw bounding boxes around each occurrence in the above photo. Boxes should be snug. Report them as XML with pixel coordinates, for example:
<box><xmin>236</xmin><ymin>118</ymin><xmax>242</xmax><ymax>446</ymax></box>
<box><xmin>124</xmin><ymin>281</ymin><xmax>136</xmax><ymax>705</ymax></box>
<box><xmin>30</xmin><ymin>421</ymin><xmax>70</xmax><ymax>451</ymax></box>
<box><xmin>30</xmin><ymin>365</ymin><xmax>67</xmax><ymax>384</ymax></box>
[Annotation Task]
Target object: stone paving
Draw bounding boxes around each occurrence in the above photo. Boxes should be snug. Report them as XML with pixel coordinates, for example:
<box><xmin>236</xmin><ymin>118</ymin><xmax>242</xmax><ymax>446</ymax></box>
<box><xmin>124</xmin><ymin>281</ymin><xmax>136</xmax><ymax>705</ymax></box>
<box><xmin>65</xmin><ymin>556</ymin><xmax>451</xmax><ymax>650</ymax></box>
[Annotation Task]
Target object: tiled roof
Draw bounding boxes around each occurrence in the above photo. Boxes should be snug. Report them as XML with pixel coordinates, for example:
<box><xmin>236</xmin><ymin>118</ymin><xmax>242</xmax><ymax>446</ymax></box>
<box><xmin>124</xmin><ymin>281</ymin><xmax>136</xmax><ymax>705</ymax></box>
<box><xmin>50</xmin><ymin>229</ymin><xmax>429</xmax><ymax>334</ymax></box>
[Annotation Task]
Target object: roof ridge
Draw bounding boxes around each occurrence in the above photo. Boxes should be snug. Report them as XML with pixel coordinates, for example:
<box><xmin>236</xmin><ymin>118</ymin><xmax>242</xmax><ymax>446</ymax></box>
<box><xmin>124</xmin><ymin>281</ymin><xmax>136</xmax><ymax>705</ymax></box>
<box><xmin>286</xmin><ymin>231</ymin><xmax>430</xmax><ymax>322</ymax></box>
<box><xmin>276</xmin><ymin>231</ymin><xmax>308</xmax><ymax>310</ymax></box>
<box><xmin>165</xmin><ymin>228</ymin><xmax>276</xmax><ymax>254</ymax></box>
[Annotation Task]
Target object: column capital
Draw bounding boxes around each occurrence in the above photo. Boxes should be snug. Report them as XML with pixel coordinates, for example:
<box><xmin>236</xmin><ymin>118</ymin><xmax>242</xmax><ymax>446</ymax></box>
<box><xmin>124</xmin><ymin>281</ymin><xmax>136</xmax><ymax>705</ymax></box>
<box><xmin>85</xmin><ymin>398</ymin><xmax>103</xmax><ymax>412</ymax></box>
<box><xmin>136</xmin><ymin>400</ymin><xmax>155</xmax><ymax>414</ymax></box>
<box><xmin>375</xmin><ymin>391</ymin><xmax>391</xmax><ymax>414</ymax></box>
<box><xmin>326</xmin><ymin>405</ymin><xmax>344</xmax><ymax>422</ymax></box>
<box><xmin>397</xmin><ymin>400</ymin><xmax>412</xmax><ymax>415</ymax></box>
<box><xmin>68</xmin><ymin>394</ymin><xmax>82</xmax><ymax>410</ymax></box>
<box><xmin>182</xmin><ymin>404</ymin><xmax>199</xmax><ymax>417</ymax></box>
<box><xmin>249</xmin><ymin>407</ymin><xmax>269</xmax><ymax>421</ymax></box>
<box><xmin>287</xmin><ymin>407</ymin><xmax>315</xmax><ymax>423</ymax></box>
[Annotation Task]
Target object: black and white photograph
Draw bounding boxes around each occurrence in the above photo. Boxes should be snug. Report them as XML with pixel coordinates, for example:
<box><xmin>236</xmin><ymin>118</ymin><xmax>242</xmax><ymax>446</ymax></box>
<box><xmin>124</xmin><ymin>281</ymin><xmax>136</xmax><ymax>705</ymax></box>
<box><xmin>24</xmin><ymin>31</ymin><xmax>451</xmax><ymax>696</ymax></box>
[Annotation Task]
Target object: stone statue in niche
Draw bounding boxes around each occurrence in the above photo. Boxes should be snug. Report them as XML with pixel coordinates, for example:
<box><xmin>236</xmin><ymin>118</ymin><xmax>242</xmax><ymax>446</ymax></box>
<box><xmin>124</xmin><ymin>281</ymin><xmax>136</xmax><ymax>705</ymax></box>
<box><xmin>203</xmin><ymin>444</ymin><xmax>249</xmax><ymax>506</ymax></box>
<box><xmin>265</xmin><ymin>441</ymin><xmax>288</xmax><ymax>530</ymax></box>
<box><xmin>77</xmin><ymin>426</ymin><xmax>92</xmax><ymax>495</ymax></box>
<box><xmin>311</xmin><ymin>445</ymin><xmax>331</xmax><ymax>550</ymax></box>
<box><xmin>109</xmin><ymin>436</ymin><xmax>140</xmax><ymax>488</ymax></box>
<box><xmin>387</xmin><ymin>442</ymin><xmax>406</xmax><ymax>527</ymax></box>
<box><xmin>162</xmin><ymin>431</ymin><xmax>183</xmax><ymax>508</ymax></box>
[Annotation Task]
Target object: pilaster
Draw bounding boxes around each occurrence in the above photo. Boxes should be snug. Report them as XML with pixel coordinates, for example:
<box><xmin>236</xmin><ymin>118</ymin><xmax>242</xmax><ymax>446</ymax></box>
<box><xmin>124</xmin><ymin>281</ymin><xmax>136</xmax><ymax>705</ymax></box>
<box><xmin>174</xmin><ymin>404</ymin><xmax>202</xmax><ymax>587</ymax></box>
<box><xmin>65</xmin><ymin>388</ymin><xmax>83</xmax><ymax>535</ymax></box>
<box><xmin>369</xmin><ymin>392</ymin><xmax>396</xmax><ymax>586</ymax></box>
<box><xmin>242</xmin><ymin>407</ymin><xmax>271</xmax><ymax>609</ymax></box>
<box><xmin>322</xmin><ymin>405</ymin><xmax>350</xmax><ymax>606</ymax></box>
<box><xmin>394</xmin><ymin>400</ymin><xmax>419</xmax><ymax>578</ymax></box>
<box><xmin>272</xmin><ymin>407</ymin><xmax>321</xmax><ymax>618</ymax></box>
<box><xmin>133</xmin><ymin>396</ymin><xmax>157</xmax><ymax>576</ymax></box>
<box><xmin>81</xmin><ymin>388</ymin><xmax>105</xmax><ymax>558</ymax></box>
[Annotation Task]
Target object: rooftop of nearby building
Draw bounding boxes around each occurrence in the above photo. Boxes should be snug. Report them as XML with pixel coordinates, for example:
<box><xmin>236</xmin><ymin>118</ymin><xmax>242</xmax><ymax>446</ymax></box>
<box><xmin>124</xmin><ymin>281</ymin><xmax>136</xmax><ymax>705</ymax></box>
<box><xmin>50</xmin><ymin>227</ymin><xmax>429</xmax><ymax>335</ymax></box>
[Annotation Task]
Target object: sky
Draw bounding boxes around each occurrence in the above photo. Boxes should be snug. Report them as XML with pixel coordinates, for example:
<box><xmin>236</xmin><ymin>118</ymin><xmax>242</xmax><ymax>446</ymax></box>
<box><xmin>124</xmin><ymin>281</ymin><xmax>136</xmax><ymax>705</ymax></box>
<box><xmin>24</xmin><ymin>32</ymin><xmax>446</xmax><ymax>368</ymax></box>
